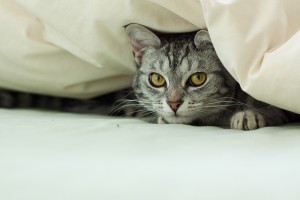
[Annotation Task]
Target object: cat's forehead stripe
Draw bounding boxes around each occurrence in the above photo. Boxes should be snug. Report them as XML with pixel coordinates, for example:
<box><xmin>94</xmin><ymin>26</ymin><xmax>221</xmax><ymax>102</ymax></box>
<box><xmin>162</xmin><ymin>40</ymin><xmax>193</xmax><ymax>71</ymax></box>
<box><xmin>179</xmin><ymin>43</ymin><xmax>190</xmax><ymax>66</ymax></box>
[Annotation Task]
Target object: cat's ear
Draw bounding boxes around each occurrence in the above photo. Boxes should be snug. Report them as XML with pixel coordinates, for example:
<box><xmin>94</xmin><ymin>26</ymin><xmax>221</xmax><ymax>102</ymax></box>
<box><xmin>194</xmin><ymin>30</ymin><xmax>211</xmax><ymax>48</ymax></box>
<box><xmin>126</xmin><ymin>24</ymin><xmax>161</xmax><ymax>64</ymax></box>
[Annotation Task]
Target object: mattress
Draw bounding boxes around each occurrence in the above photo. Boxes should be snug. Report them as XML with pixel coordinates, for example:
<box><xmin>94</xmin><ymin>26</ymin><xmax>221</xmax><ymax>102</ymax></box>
<box><xmin>0</xmin><ymin>108</ymin><xmax>300</xmax><ymax>200</ymax></box>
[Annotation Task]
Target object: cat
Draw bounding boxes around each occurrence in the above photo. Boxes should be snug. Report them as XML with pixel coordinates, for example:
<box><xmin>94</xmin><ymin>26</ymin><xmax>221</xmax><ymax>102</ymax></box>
<box><xmin>125</xmin><ymin>24</ymin><xmax>300</xmax><ymax>130</ymax></box>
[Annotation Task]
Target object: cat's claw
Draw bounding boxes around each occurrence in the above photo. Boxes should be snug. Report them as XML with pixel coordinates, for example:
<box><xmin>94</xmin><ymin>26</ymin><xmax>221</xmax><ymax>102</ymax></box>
<box><xmin>230</xmin><ymin>110</ymin><xmax>266</xmax><ymax>130</ymax></box>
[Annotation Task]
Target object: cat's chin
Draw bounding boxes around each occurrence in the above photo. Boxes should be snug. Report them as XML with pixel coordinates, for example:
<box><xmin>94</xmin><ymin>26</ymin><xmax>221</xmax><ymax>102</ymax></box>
<box><xmin>160</xmin><ymin>115</ymin><xmax>194</xmax><ymax>124</ymax></box>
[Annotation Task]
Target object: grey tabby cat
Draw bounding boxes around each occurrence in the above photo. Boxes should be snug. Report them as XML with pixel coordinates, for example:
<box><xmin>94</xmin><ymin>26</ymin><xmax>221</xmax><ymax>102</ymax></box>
<box><xmin>125</xmin><ymin>24</ymin><xmax>299</xmax><ymax>130</ymax></box>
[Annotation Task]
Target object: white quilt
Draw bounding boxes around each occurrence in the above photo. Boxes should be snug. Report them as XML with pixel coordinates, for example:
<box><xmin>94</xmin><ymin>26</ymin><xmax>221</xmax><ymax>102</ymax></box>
<box><xmin>0</xmin><ymin>109</ymin><xmax>300</xmax><ymax>200</ymax></box>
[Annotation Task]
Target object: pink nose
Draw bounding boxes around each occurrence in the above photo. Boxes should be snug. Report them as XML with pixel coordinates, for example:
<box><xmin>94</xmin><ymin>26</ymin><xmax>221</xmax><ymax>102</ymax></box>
<box><xmin>167</xmin><ymin>101</ymin><xmax>183</xmax><ymax>112</ymax></box>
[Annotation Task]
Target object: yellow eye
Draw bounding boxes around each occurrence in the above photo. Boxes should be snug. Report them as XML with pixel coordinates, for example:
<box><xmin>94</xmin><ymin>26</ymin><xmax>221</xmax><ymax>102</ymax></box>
<box><xmin>189</xmin><ymin>72</ymin><xmax>206</xmax><ymax>86</ymax></box>
<box><xmin>149</xmin><ymin>73</ymin><xmax>166</xmax><ymax>87</ymax></box>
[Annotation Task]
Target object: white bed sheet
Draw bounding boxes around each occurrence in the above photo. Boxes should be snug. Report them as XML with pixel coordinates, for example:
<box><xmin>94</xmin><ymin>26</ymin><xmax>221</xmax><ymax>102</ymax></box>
<box><xmin>0</xmin><ymin>109</ymin><xmax>300</xmax><ymax>200</ymax></box>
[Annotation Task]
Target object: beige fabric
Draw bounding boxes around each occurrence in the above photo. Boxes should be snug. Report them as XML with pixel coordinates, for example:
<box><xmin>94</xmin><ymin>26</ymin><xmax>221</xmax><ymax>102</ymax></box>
<box><xmin>0</xmin><ymin>0</ymin><xmax>203</xmax><ymax>98</ymax></box>
<box><xmin>201</xmin><ymin>0</ymin><xmax>300</xmax><ymax>114</ymax></box>
<box><xmin>1</xmin><ymin>0</ymin><xmax>300</xmax><ymax>114</ymax></box>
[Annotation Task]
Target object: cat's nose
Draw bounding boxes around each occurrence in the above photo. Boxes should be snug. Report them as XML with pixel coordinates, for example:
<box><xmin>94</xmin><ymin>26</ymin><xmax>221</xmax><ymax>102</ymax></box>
<box><xmin>167</xmin><ymin>101</ymin><xmax>183</xmax><ymax>112</ymax></box>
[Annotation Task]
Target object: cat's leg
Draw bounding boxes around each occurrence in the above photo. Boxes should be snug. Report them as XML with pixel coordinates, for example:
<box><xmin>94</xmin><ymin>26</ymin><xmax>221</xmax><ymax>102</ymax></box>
<box><xmin>230</xmin><ymin>110</ymin><xmax>266</xmax><ymax>130</ymax></box>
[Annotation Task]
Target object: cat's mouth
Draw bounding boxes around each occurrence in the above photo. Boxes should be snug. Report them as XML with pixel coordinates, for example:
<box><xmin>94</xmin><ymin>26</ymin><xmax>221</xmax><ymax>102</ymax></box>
<box><xmin>173</xmin><ymin>112</ymin><xmax>179</xmax><ymax>117</ymax></box>
<box><xmin>161</xmin><ymin>112</ymin><xmax>195</xmax><ymax>124</ymax></box>
<box><xmin>163</xmin><ymin>115</ymin><xmax>194</xmax><ymax>124</ymax></box>
<box><xmin>162</xmin><ymin>111</ymin><xmax>180</xmax><ymax>118</ymax></box>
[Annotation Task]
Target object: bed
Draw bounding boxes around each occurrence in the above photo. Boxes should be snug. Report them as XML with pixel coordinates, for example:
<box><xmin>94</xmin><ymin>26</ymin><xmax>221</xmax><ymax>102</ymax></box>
<box><xmin>0</xmin><ymin>108</ymin><xmax>300</xmax><ymax>200</ymax></box>
<box><xmin>1</xmin><ymin>1</ymin><xmax>300</xmax><ymax>199</ymax></box>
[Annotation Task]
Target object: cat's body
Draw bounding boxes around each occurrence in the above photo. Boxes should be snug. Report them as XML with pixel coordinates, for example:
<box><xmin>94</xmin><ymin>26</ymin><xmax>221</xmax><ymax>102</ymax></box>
<box><xmin>125</xmin><ymin>24</ymin><xmax>299</xmax><ymax>130</ymax></box>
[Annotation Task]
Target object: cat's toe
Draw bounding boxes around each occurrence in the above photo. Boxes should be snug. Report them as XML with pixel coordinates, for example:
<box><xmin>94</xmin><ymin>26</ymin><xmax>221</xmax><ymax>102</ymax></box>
<box><xmin>230</xmin><ymin>110</ymin><xmax>266</xmax><ymax>130</ymax></box>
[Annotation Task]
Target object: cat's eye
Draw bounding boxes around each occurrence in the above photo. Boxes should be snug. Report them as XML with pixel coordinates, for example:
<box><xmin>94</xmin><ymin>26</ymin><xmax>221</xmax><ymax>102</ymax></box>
<box><xmin>188</xmin><ymin>72</ymin><xmax>207</xmax><ymax>87</ymax></box>
<box><xmin>149</xmin><ymin>73</ymin><xmax>166</xmax><ymax>87</ymax></box>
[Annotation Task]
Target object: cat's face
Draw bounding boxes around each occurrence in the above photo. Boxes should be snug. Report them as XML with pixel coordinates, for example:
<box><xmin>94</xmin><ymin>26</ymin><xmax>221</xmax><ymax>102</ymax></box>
<box><xmin>126</xmin><ymin>24</ymin><xmax>236</xmax><ymax>124</ymax></box>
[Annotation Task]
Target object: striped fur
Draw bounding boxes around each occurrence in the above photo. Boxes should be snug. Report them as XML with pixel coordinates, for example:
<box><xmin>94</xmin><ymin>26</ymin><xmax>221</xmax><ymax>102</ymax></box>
<box><xmin>126</xmin><ymin>24</ymin><xmax>299</xmax><ymax>130</ymax></box>
<box><xmin>0</xmin><ymin>88</ymin><xmax>138</xmax><ymax>116</ymax></box>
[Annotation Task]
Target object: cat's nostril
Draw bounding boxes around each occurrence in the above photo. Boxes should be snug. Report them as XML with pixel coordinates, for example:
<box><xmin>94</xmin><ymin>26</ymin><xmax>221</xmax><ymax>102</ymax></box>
<box><xmin>167</xmin><ymin>101</ymin><xmax>183</xmax><ymax>112</ymax></box>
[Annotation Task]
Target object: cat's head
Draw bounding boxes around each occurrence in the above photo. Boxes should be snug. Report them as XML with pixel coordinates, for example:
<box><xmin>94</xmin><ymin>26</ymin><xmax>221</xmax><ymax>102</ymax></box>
<box><xmin>126</xmin><ymin>24</ymin><xmax>236</xmax><ymax>124</ymax></box>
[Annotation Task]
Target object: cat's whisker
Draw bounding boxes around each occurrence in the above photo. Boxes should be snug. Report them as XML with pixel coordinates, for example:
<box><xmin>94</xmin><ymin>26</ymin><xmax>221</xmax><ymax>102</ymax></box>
<box><xmin>204</xmin><ymin>100</ymin><xmax>241</xmax><ymax>105</ymax></box>
<box><xmin>137</xmin><ymin>111</ymin><xmax>157</xmax><ymax>118</ymax></box>
<box><xmin>192</xmin><ymin>101</ymin><xmax>241</xmax><ymax>108</ymax></box>
<box><xmin>195</xmin><ymin>109</ymin><xmax>220</xmax><ymax>120</ymax></box>
<box><xmin>110</xmin><ymin>103</ymin><xmax>146</xmax><ymax>115</ymax></box>
<box><xmin>110</xmin><ymin>91</ymin><xmax>136</xmax><ymax>106</ymax></box>
<box><xmin>110</xmin><ymin>98</ymin><xmax>160</xmax><ymax>116</ymax></box>
<box><xmin>115</xmin><ymin>99</ymin><xmax>160</xmax><ymax>106</ymax></box>
<box><xmin>118</xmin><ymin>109</ymin><xmax>156</xmax><ymax>118</ymax></box>
<box><xmin>111</xmin><ymin>104</ymin><xmax>145</xmax><ymax>113</ymax></box>
<box><xmin>111</xmin><ymin>100</ymin><xmax>134</xmax><ymax>112</ymax></box>
<box><xmin>206</xmin><ymin>106</ymin><xmax>234</xmax><ymax>114</ymax></box>
<box><xmin>203</xmin><ymin>102</ymin><xmax>241</xmax><ymax>107</ymax></box>
<box><xmin>112</xmin><ymin>107</ymin><xmax>145</xmax><ymax>117</ymax></box>
<box><xmin>201</xmin><ymin>105</ymin><xmax>240</xmax><ymax>108</ymax></box>
<box><xmin>212</xmin><ymin>97</ymin><xmax>257</xmax><ymax>109</ymax></box>
<box><xmin>212</xmin><ymin>97</ymin><xmax>256</xmax><ymax>110</ymax></box>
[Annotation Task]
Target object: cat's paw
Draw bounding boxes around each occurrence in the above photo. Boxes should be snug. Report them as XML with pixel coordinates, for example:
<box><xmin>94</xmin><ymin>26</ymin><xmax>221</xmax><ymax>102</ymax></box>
<box><xmin>230</xmin><ymin>110</ymin><xmax>266</xmax><ymax>130</ymax></box>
